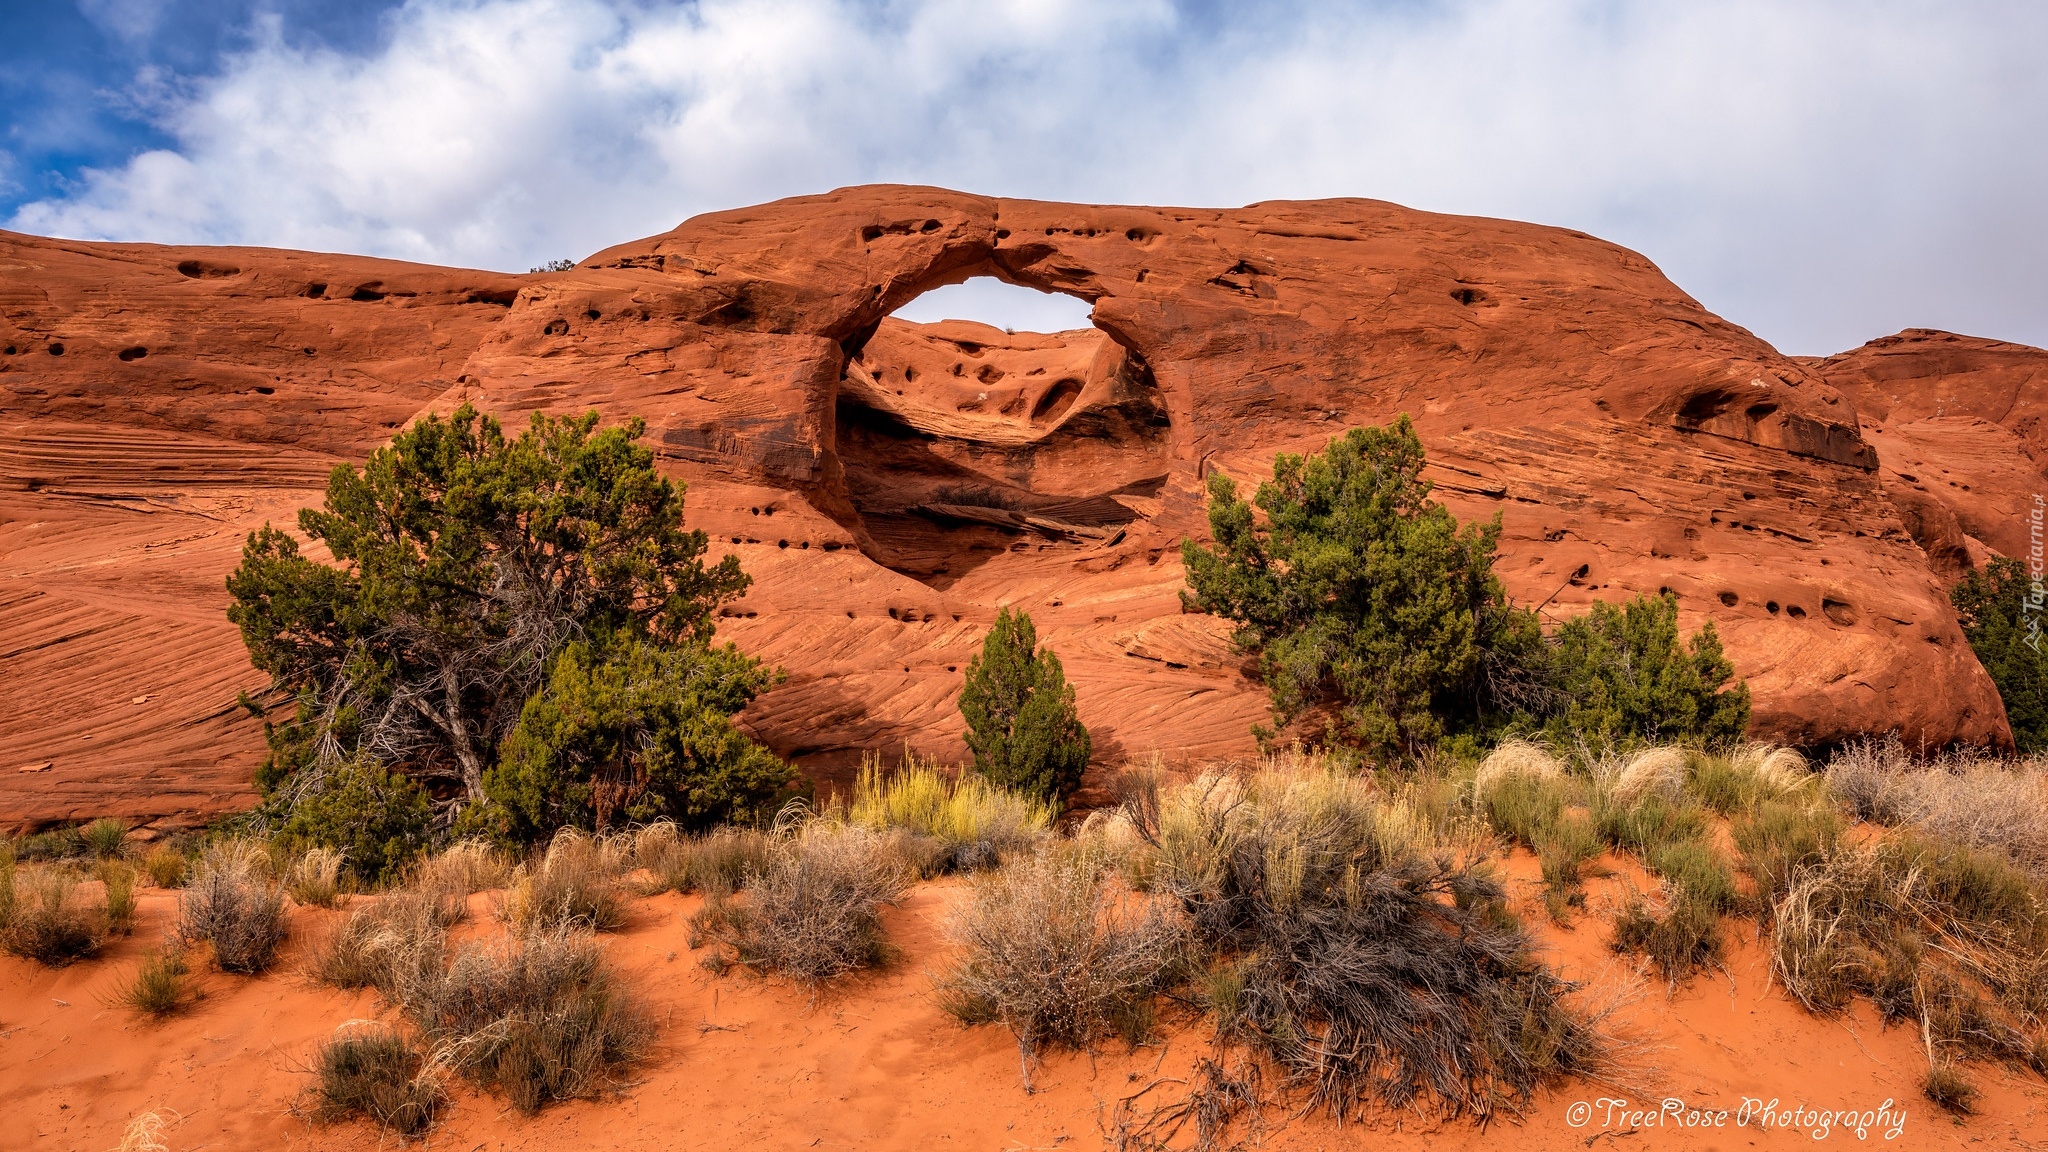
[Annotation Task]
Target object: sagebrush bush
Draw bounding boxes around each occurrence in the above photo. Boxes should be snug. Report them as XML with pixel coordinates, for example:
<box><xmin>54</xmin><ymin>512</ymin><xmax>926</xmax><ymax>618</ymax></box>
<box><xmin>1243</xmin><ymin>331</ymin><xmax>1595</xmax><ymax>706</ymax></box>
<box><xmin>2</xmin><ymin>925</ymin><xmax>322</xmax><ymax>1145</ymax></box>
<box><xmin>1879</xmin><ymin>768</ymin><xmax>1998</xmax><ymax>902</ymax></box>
<box><xmin>1130</xmin><ymin>766</ymin><xmax>1621</xmax><ymax>1122</ymax></box>
<box><xmin>1827</xmin><ymin>737</ymin><xmax>2048</xmax><ymax>877</ymax></box>
<box><xmin>312</xmin><ymin>1025</ymin><xmax>442</xmax><ymax>1136</ymax></box>
<box><xmin>1611</xmin><ymin>885</ymin><xmax>1722</xmax><ymax>984</ymax></box>
<box><xmin>179</xmin><ymin>840</ymin><xmax>289</xmax><ymax>974</ymax></box>
<box><xmin>2</xmin><ymin>868</ymin><xmax>110</xmax><ymax>965</ymax></box>
<box><xmin>935</xmin><ymin>847</ymin><xmax>1184</xmax><ymax>1078</ymax></box>
<box><xmin>395</xmin><ymin>928</ymin><xmax>652</xmax><ymax>1113</ymax></box>
<box><xmin>692</xmin><ymin>823</ymin><xmax>907</xmax><ymax>986</ymax></box>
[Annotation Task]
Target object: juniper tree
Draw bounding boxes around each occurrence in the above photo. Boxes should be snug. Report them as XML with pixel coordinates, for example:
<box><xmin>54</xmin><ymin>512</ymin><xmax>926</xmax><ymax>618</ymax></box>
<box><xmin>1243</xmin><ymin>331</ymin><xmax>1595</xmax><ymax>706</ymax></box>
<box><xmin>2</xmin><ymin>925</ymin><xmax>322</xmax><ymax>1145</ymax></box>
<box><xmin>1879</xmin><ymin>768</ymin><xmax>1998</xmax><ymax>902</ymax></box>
<box><xmin>959</xmin><ymin>608</ymin><xmax>1091</xmax><ymax>804</ymax></box>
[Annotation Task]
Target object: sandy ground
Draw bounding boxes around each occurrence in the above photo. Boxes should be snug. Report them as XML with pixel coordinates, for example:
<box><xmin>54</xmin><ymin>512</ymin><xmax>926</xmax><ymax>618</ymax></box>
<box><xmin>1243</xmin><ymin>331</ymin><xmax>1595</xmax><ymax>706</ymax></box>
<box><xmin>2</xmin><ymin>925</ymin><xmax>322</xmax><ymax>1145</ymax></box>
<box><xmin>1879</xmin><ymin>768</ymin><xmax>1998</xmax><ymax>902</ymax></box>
<box><xmin>3</xmin><ymin>855</ymin><xmax>2044</xmax><ymax>1151</ymax></box>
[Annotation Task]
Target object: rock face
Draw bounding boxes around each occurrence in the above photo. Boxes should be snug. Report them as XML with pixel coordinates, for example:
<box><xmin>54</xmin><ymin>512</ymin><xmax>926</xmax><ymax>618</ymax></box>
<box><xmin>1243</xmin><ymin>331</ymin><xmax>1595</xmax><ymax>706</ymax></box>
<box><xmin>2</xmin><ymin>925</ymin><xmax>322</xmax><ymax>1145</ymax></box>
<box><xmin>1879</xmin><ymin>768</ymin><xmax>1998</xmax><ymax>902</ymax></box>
<box><xmin>0</xmin><ymin>187</ymin><xmax>2031</xmax><ymax>829</ymax></box>
<box><xmin>1800</xmin><ymin>330</ymin><xmax>2048</xmax><ymax>581</ymax></box>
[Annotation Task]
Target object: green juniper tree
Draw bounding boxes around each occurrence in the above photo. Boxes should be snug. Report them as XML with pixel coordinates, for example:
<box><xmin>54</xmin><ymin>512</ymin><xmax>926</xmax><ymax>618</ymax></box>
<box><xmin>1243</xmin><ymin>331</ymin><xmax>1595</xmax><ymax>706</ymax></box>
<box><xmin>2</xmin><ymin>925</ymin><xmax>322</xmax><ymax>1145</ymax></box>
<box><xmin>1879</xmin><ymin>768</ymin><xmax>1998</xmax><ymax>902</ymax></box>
<box><xmin>1952</xmin><ymin>556</ymin><xmax>2047</xmax><ymax>752</ymax></box>
<box><xmin>227</xmin><ymin>404</ymin><xmax>793</xmax><ymax>852</ymax></box>
<box><xmin>1182</xmin><ymin>416</ymin><xmax>1750</xmax><ymax>757</ymax></box>
<box><xmin>1540</xmin><ymin>591</ymin><xmax>1750</xmax><ymax>752</ymax></box>
<box><xmin>958</xmin><ymin>608</ymin><xmax>1091</xmax><ymax>804</ymax></box>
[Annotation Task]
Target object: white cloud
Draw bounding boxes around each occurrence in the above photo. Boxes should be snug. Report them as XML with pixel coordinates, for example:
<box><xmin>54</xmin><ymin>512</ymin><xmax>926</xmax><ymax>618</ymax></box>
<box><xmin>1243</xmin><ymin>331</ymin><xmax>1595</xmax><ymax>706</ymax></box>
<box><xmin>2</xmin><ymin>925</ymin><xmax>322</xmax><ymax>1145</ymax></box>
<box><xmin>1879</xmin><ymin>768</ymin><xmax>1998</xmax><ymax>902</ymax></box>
<box><xmin>11</xmin><ymin>0</ymin><xmax>2046</xmax><ymax>353</ymax></box>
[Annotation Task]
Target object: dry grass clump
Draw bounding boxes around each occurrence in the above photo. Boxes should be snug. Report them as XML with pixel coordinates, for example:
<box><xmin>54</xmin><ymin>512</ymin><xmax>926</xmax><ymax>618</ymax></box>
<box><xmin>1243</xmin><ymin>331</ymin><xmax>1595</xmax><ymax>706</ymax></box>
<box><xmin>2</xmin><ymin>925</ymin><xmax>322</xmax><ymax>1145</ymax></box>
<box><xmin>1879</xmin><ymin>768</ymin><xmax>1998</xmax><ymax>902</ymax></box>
<box><xmin>408</xmin><ymin>839</ymin><xmax>512</xmax><ymax>925</ymax></box>
<box><xmin>500</xmin><ymin>830</ymin><xmax>629</xmax><ymax>933</ymax></box>
<box><xmin>141</xmin><ymin>845</ymin><xmax>189</xmax><ymax>889</ymax></box>
<box><xmin>113</xmin><ymin>1110</ymin><xmax>174</xmax><ymax>1152</ymax></box>
<box><xmin>1128</xmin><ymin>766</ymin><xmax>1623</xmax><ymax>1124</ymax></box>
<box><xmin>1605</xmin><ymin>746</ymin><xmax>1688</xmax><ymax>807</ymax></box>
<box><xmin>692</xmin><ymin>822</ymin><xmax>908</xmax><ymax>986</ymax></box>
<box><xmin>98</xmin><ymin>859</ymin><xmax>138</xmax><ymax>933</ymax></box>
<box><xmin>1769</xmin><ymin>834</ymin><xmax>2048</xmax><ymax>1107</ymax></box>
<box><xmin>846</xmin><ymin>755</ymin><xmax>1052</xmax><ymax>875</ymax></box>
<box><xmin>1688</xmin><ymin>744</ymin><xmax>1815</xmax><ymax>816</ymax></box>
<box><xmin>935</xmin><ymin>846</ymin><xmax>1185</xmax><ymax>1080</ymax></box>
<box><xmin>285</xmin><ymin>848</ymin><xmax>346</xmax><ymax>908</ymax></box>
<box><xmin>395</xmin><ymin>928</ymin><xmax>652</xmax><ymax>1113</ymax></box>
<box><xmin>114</xmin><ymin>945</ymin><xmax>199</xmax><ymax>1019</ymax></box>
<box><xmin>311</xmin><ymin>1024</ymin><xmax>443</xmax><ymax>1137</ymax></box>
<box><xmin>1107</xmin><ymin>1056</ymin><xmax>1266</xmax><ymax>1152</ymax></box>
<box><xmin>1472</xmin><ymin>740</ymin><xmax>1563</xmax><ymax>797</ymax></box>
<box><xmin>2</xmin><ymin>867</ymin><xmax>111</xmax><ymax>965</ymax></box>
<box><xmin>309</xmin><ymin>890</ymin><xmax>448</xmax><ymax>992</ymax></box>
<box><xmin>179</xmin><ymin>839</ymin><xmax>288</xmax><ymax>974</ymax></box>
<box><xmin>633</xmin><ymin>821</ymin><xmax>773</xmax><ymax>896</ymax></box>
<box><xmin>1828</xmin><ymin>737</ymin><xmax>2048</xmax><ymax>876</ymax></box>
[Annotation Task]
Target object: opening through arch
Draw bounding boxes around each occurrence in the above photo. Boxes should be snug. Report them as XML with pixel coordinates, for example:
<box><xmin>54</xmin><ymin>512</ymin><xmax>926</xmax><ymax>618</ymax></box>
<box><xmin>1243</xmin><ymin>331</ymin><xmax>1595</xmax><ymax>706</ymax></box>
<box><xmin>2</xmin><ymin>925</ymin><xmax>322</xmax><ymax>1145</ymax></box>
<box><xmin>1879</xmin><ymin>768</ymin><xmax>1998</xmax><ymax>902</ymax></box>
<box><xmin>833</xmin><ymin>274</ymin><xmax>1171</xmax><ymax>587</ymax></box>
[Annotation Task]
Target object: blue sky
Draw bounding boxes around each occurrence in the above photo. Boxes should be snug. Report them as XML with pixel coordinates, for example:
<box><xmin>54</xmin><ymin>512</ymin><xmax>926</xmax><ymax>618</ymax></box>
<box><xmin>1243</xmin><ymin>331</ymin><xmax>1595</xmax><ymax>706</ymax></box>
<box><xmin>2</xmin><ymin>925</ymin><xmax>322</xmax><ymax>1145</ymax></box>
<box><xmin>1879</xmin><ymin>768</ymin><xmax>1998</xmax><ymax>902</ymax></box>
<box><xmin>3</xmin><ymin>0</ymin><xmax>2044</xmax><ymax>355</ymax></box>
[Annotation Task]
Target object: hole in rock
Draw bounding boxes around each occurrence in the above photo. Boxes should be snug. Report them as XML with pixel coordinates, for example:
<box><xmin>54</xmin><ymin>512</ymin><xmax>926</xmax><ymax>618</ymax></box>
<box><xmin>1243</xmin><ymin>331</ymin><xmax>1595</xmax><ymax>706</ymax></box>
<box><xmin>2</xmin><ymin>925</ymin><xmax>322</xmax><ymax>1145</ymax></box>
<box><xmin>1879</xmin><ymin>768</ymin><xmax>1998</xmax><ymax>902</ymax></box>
<box><xmin>1822</xmin><ymin>598</ymin><xmax>1856</xmax><ymax>626</ymax></box>
<box><xmin>350</xmin><ymin>284</ymin><xmax>387</xmax><ymax>302</ymax></box>
<box><xmin>834</xmin><ymin>276</ymin><xmax>1169</xmax><ymax>587</ymax></box>
<box><xmin>118</xmin><ymin>347</ymin><xmax>147</xmax><ymax>362</ymax></box>
<box><xmin>304</xmin><ymin>282</ymin><xmax>327</xmax><ymax>299</ymax></box>
<box><xmin>1786</xmin><ymin>604</ymin><xmax>1808</xmax><ymax>619</ymax></box>
<box><xmin>1766</xmin><ymin>600</ymin><xmax>1781</xmax><ymax>614</ymax></box>
<box><xmin>1718</xmin><ymin>591</ymin><xmax>1739</xmax><ymax>607</ymax></box>
<box><xmin>47</xmin><ymin>343</ymin><xmax>64</xmax><ymax>356</ymax></box>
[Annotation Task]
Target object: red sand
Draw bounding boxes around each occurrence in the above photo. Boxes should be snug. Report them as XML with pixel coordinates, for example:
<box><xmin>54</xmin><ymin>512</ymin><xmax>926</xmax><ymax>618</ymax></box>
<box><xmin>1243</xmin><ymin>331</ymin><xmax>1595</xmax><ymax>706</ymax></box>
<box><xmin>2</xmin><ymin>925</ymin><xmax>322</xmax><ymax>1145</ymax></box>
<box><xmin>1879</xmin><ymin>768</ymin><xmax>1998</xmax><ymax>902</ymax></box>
<box><xmin>4</xmin><ymin>857</ymin><xmax>2041</xmax><ymax>1151</ymax></box>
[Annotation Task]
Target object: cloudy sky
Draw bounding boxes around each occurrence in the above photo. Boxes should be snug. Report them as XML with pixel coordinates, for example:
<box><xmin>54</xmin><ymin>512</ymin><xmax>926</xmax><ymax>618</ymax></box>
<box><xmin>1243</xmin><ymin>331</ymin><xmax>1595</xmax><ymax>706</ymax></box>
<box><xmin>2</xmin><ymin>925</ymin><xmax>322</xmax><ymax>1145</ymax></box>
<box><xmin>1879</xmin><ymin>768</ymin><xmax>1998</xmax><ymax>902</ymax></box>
<box><xmin>2</xmin><ymin>0</ymin><xmax>2042</xmax><ymax>354</ymax></box>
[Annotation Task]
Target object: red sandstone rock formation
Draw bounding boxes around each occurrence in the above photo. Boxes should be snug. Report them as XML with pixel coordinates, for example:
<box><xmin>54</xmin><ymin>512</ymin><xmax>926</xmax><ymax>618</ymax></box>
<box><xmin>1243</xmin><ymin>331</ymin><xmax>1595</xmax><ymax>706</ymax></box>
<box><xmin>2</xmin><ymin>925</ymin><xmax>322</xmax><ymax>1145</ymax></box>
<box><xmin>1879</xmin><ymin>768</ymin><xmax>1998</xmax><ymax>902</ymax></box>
<box><xmin>1</xmin><ymin>187</ymin><xmax>2032</xmax><ymax>829</ymax></box>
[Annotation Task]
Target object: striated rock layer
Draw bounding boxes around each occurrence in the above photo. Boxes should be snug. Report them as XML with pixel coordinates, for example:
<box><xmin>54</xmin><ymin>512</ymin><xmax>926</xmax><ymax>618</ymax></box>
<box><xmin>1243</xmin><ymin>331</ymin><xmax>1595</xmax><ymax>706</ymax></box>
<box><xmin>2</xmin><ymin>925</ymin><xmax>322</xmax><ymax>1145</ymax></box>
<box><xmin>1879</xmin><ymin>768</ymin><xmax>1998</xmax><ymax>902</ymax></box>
<box><xmin>1</xmin><ymin>186</ymin><xmax>2032</xmax><ymax>829</ymax></box>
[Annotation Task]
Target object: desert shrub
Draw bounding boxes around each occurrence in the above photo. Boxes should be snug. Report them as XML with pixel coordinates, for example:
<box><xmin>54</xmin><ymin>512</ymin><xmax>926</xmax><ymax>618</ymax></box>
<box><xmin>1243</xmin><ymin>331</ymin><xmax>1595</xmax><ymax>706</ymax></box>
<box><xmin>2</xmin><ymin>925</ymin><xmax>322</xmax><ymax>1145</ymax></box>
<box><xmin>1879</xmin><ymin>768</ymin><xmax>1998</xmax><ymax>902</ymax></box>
<box><xmin>1540</xmin><ymin>592</ymin><xmax>1750</xmax><ymax>752</ymax></box>
<box><xmin>228</xmin><ymin>404</ymin><xmax>758</xmax><ymax>848</ymax></box>
<box><xmin>500</xmin><ymin>830</ymin><xmax>629</xmax><ymax>933</ymax></box>
<box><xmin>406</xmin><ymin>839</ymin><xmax>513</xmax><ymax>925</ymax></box>
<box><xmin>634</xmin><ymin>823</ymin><xmax>771</xmax><ymax>896</ymax></box>
<box><xmin>15</xmin><ymin>826</ymin><xmax>85</xmax><ymax>861</ymax></box>
<box><xmin>115</xmin><ymin>946</ymin><xmax>198</xmax><ymax>1019</ymax></box>
<box><xmin>311</xmin><ymin>1025</ymin><xmax>443</xmax><ymax>1136</ymax></box>
<box><xmin>98</xmin><ymin>860</ymin><xmax>138</xmax><ymax>932</ymax></box>
<box><xmin>692</xmin><ymin>823</ymin><xmax>907</xmax><ymax>986</ymax></box>
<box><xmin>958</xmin><ymin>608</ymin><xmax>1091</xmax><ymax>804</ymax></box>
<box><xmin>1536</xmin><ymin>812</ymin><xmax>1604</xmax><ymax>922</ymax></box>
<box><xmin>1478</xmin><ymin>769</ymin><xmax>1565</xmax><ymax>849</ymax></box>
<box><xmin>141</xmin><ymin>845</ymin><xmax>189</xmax><ymax>889</ymax></box>
<box><xmin>1611</xmin><ymin>885</ymin><xmax>1722</xmax><ymax>984</ymax></box>
<box><xmin>1129</xmin><ymin>766</ymin><xmax>1617</xmax><ymax>1122</ymax></box>
<box><xmin>397</xmin><ymin>928</ymin><xmax>651</xmax><ymax>1113</ymax></box>
<box><xmin>2</xmin><ymin>868</ymin><xmax>110</xmax><ymax>965</ymax></box>
<box><xmin>1827</xmin><ymin>737</ymin><xmax>2048</xmax><ymax>877</ymax></box>
<box><xmin>847</xmin><ymin>755</ymin><xmax>1052</xmax><ymax>873</ymax></box>
<box><xmin>277</xmin><ymin>759</ymin><xmax>434</xmax><ymax>888</ymax></box>
<box><xmin>1951</xmin><ymin>556</ymin><xmax>2047</xmax><ymax>752</ymax></box>
<box><xmin>1180</xmin><ymin>418</ymin><xmax>1538</xmax><ymax>756</ymax></box>
<box><xmin>935</xmin><ymin>847</ymin><xmax>1185</xmax><ymax>1078</ymax></box>
<box><xmin>1922</xmin><ymin>1063</ymin><xmax>1979</xmax><ymax>1117</ymax></box>
<box><xmin>1594</xmin><ymin>788</ymin><xmax>1706</xmax><ymax>857</ymax></box>
<box><xmin>0</xmin><ymin>845</ymin><xmax>13</xmax><ymax>928</ymax></box>
<box><xmin>179</xmin><ymin>840</ymin><xmax>289</xmax><ymax>974</ymax></box>
<box><xmin>1767</xmin><ymin>835</ymin><xmax>2047</xmax><ymax>1104</ymax></box>
<box><xmin>485</xmin><ymin>635</ymin><xmax>798</xmax><ymax>840</ymax></box>
<box><xmin>1731</xmin><ymin>799</ymin><xmax>1841</xmax><ymax>914</ymax></box>
<box><xmin>83</xmin><ymin>818</ymin><xmax>129</xmax><ymax>860</ymax></box>
<box><xmin>285</xmin><ymin>848</ymin><xmax>346</xmax><ymax>908</ymax></box>
<box><xmin>1643</xmin><ymin>839</ymin><xmax>1738</xmax><ymax>913</ymax></box>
